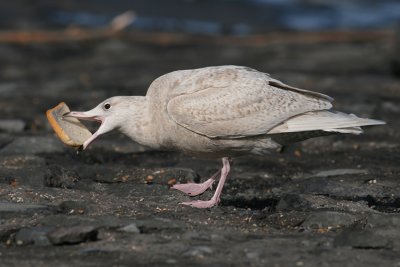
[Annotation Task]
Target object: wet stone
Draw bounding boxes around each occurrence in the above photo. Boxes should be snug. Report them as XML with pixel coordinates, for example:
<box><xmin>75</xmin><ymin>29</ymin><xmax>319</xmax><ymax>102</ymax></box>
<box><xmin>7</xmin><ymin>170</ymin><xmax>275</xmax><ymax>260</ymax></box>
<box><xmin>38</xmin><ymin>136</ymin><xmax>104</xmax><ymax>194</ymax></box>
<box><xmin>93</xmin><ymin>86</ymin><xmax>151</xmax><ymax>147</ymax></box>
<box><xmin>301</xmin><ymin>211</ymin><xmax>360</xmax><ymax>229</ymax></box>
<box><xmin>45</xmin><ymin>165</ymin><xmax>80</xmax><ymax>188</ymax></box>
<box><xmin>0</xmin><ymin>135</ymin><xmax>65</xmax><ymax>154</ymax></box>
<box><xmin>304</xmin><ymin>168</ymin><xmax>368</xmax><ymax>179</ymax></box>
<box><xmin>59</xmin><ymin>201</ymin><xmax>87</xmax><ymax>215</ymax></box>
<box><xmin>0</xmin><ymin>167</ymin><xmax>47</xmax><ymax>188</ymax></box>
<box><xmin>261</xmin><ymin>211</ymin><xmax>307</xmax><ymax>229</ymax></box>
<box><xmin>135</xmin><ymin>218</ymin><xmax>185</xmax><ymax>233</ymax></box>
<box><xmin>15</xmin><ymin>227</ymin><xmax>52</xmax><ymax>246</ymax></box>
<box><xmin>367</xmin><ymin>213</ymin><xmax>400</xmax><ymax>228</ymax></box>
<box><xmin>78</xmin><ymin>247</ymin><xmax>112</xmax><ymax>255</ymax></box>
<box><xmin>292</xmin><ymin>176</ymin><xmax>400</xmax><ymax>200</ymax></box>
<box><xmin>0</xmin><ymin>119</ymin><xmax>26</xmax><ymax>133</ymax></box>
<box><xmin>276</xmin><ymin>194</ymin><xmax>372</xmax><ymax>213</ymax></box>
<box><xmin>0</xmin><ymin>133</ymin><xmax>13</xmax><ymax>149</ymax></box>
<box><xmin>118</xmin><ymin>223</ymin><xmax>140</xmax><ymax>234</ymax></box>
<box><xmin>334</xmin><ymin>228</ymin><xmax>391</xmax><ymax>249</ymax></box>
<box><xmin>182</xmin><ymin>246</ymin><xmax>213</xmax><ymax>258</ymax></box>
<box><xmin>47</xmin><ymin>225</ymin><xmax>98</xmax><ymax>245</ymax></box>
<box><xmin>0</xmin><ymin>155</ymin><xmax>46</xmax><ymax>168</ymax></box>
<box><xmin>36</xmin><ymin>214</ymin><xmax>132</xmax><ymax>230</ymax></box>
<box><xmin>0</xmin><ymin>202</ymin><xmax>48</xmax><ymax>214</ymax></box>
<box><xmin>0</xmin><ymin>155</ymin><xmax>47</xmax><ymax>188</ymax></box>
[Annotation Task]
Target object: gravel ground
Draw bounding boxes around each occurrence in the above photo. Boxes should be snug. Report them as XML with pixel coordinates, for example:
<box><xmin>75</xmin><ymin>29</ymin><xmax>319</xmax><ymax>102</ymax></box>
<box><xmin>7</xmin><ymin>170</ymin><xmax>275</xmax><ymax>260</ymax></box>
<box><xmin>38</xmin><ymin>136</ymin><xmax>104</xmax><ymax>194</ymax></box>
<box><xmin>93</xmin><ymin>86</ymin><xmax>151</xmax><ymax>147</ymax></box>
<box><xmin>0</xmin><ymin>35</ymin><xmax>399</xmax><ymax>266</ymax></box>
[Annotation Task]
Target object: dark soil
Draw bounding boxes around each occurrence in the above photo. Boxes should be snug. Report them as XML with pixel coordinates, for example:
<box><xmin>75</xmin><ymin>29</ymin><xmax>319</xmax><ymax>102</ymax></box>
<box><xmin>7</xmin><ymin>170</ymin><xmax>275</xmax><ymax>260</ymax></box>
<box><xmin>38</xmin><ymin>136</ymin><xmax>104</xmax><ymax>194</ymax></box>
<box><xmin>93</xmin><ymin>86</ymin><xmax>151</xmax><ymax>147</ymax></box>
<box><xmin>0</xmin><ymin>32</ymin><xmax>399</xmax><ymax>266</ymax></box>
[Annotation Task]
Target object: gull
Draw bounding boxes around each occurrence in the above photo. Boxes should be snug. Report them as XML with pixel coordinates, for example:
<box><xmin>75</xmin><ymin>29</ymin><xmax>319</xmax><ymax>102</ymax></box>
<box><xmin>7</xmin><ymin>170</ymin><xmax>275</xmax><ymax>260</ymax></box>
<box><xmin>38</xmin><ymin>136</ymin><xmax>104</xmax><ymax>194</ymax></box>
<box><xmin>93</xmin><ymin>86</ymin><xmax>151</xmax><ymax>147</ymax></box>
<box><xmin>64</xmin><ymin>66</ymin><xmax>385</xmax><ymax>208</ymax></box>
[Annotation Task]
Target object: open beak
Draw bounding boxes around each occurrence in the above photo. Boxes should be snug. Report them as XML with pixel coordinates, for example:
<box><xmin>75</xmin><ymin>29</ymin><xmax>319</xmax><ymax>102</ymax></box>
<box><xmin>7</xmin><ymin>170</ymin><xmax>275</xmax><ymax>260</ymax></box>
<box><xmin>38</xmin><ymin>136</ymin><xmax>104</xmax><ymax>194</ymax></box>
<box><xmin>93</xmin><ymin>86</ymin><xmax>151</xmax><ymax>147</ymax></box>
<box><xmin>63</xmin><ymin>111</ymin><xmax>104</xmax><ymax>150</ymax></box>
<box><xmin>63</xmin><ymin>111</ymin><xmax>102</xmax><ymax>122</ymax></box>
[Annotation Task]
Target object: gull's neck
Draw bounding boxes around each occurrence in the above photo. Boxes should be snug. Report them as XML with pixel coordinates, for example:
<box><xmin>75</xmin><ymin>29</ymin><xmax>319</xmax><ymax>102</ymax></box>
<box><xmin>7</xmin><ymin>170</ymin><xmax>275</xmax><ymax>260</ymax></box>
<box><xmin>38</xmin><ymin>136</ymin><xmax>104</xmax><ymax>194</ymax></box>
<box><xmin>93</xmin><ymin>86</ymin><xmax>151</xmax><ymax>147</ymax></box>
<box><xmin>118</xmin><ymin>96</ymin><xmax>157</xmax><ymax>148</ymax></box>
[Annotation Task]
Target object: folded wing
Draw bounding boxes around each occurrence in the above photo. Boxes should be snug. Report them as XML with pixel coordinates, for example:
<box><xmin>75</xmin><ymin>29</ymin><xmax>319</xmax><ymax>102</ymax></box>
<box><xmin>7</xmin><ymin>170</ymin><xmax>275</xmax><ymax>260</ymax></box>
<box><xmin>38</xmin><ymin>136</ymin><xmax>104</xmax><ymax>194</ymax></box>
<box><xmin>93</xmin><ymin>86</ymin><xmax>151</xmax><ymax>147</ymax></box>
<box><xmin>167</xmin><ymin>66</ymin><xmax>333</xmax><ymax>138</ymax></box>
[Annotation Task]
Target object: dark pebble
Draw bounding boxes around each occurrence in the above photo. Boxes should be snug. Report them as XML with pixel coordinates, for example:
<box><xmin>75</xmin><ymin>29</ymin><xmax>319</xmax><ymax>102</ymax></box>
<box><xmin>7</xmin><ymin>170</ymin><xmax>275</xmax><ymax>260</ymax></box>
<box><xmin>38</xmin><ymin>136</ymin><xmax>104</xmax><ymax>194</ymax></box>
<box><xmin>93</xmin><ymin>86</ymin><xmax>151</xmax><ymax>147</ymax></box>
<box><xmin>135</xmin><ymin>218</ymin><xmax>185</xmax><ymax>233</ymax></box>
<box><xmin>0</xmin><ymin>135</ymin><xmax>64</xmax><ymax>155</ymax></box>
<box><xmin>301</xmin><ymin>211</ymin><xmax>359</xmax><ymax>229</ymax></box>
<box><xmin>0</xmin><ymin>119</ymin><xmax>26</xmax><ymax>133</ymax></box>
<box><xmin>263</xmin><ymin>211</ymin><xmax>306</xmax><ymax>229</ymax></box>
<box><xmin>0</xmin><ymin>202</ymin><xmax>48</xmax><ymax>214</ymax></box>
<box><xmin>47</xmin><ymin>225</ymin><xmax>98</xmax><ymax>245</ymax></box>
<box><xmin>334</xmin><ymin>228</ymin><xmax>391</xmax><ymax>249</ymax></box>
<box><xmin>182</xmin><ymin>246</ymin><xmax>213</xmax><ymax>257</ymax></box>
<box><xmin>15</xmin><ymin>227</ymin><xmax>52</xmax><ymax>246</ymax></box>
<box><xmin>59</xmin><ymin>201</ymin><xmax>87</xmax><ymax>215</ymax></box>
<box><xmin>118</xmin><ymin>223</ymin><xmax>140</xmax><ymax>234</ymax></box>
<box><xmin>45</xmin><ymin>165</ymin><xmax>80</xmax><ymax>188</ymax></box>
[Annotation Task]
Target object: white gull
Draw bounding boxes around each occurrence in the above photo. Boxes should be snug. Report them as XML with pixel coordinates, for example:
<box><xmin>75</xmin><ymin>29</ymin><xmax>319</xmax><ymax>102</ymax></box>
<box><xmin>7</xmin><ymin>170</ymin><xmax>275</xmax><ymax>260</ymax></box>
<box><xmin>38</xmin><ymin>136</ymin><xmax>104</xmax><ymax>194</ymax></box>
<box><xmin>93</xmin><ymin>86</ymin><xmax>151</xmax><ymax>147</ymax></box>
<box><xmin>65</xmin><ymin>65</ymin><xmax>385</xmax><ymax>208</ymax></box>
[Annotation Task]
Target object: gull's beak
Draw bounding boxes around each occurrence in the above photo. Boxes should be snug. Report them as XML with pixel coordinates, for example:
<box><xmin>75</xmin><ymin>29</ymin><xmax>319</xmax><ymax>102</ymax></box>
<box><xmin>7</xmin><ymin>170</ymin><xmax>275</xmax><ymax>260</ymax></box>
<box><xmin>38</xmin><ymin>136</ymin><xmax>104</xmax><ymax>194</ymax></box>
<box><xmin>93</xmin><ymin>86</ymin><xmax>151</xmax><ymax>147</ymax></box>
<box><xmin>63</xmin><ymin>111</ymin><xmax>102</xmax><ymax>122</ymax></box>
<box><xmin>63</xmin><ymin>111</ymin><xmax>104</xmax><ymax>150</ymax></box>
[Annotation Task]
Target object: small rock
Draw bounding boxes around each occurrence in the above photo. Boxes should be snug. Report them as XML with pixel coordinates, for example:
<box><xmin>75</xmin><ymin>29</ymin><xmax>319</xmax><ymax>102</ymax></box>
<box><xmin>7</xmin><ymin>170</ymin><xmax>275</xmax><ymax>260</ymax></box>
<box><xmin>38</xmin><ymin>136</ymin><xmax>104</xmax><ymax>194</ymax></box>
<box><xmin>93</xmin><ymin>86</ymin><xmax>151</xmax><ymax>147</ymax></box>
<box><xmin>135</xmin><ymin>218</ymin><xmax>185</xmax><ymax>233</ymax></box>
<box><xmin>47</xmin><ymin>225</ymin><xmax>98</xmax><ymax>245</ymax></box>
<box><xmin>0</xmin><ymin>133</ymin><xmax>13</xmax><ymax>149</ymax></box>
<box><xmin>367</xmin><ymin>213</ymin><xmax>400</xmax><ymax>228</ymax></box>
<box><xmin>0</xmin><ymin>202</ymin><xmax>48</xmax><ymax>213</ymax></box>
<box><xmin>305</xmin><ymin>169</ymin><xmax>368</xmax><ymax>179</ymax></box>
<box><xmin>183</xmin><ymin>246</ymin><xmax>213</xmax><ymax>257</ymax></box>
<box><xmin>118</xmin><ymin>223</ymin><xmax>140</xmax><ymax>234</ymax></box>
<box><xmin>0</xmin><ymin>135</ymin><xmax>64</xmax><ymax>154</ymax></box>
<box><xmin>245</xmin><ymin>251</ymin><xmax>260</xmax><ymax>260</ymax></box>
<box><xmin>79</xmin><ymin>247</ymin><xmax>109</xmax><ymax>255</ymax></box>
<box><xmin>15</xmin><ymin>227</ymin><xmax>52</xmax><ymax>246</ymax></box>
<box><xmin>36</xmin><ymin>214</ymin><xmax>131</xmax><ymax>230</ymax></box>
<box><xmin>0</xmin><ymin>119</ymin><xmax>26</xmax><ymax>133</ymax></box>
<box><xmin>0</xmin><ymin>155</ymin><xmax>48</xmax><ymax>187</ymax></box>
<box><xmin>263</xmin><ymin>211</ymin><xmax>306</xmax><ymax>229</ymax></box>
<box><xmin>59</xmin><ymin>201</ymin><xmax>87</xmax><ymax>215</ymax></box>
<box><xmin>45</xmin><ymin>165</ymin><xmax>80</xmax><ymax>188</ymax></box>
<box><xmin>276</xmin><ymin>194</ymin><xmax>372</xmax><ymax>213</ymax></box>
<box><xmin>334</xmin><ymin>228</ymin><xmax>391</xmax><ymax>249</ymax></box>
<box><xmin>301</xmin><ymin>211</ymin><xmax>358</xmax><ymax>229</ymax></box>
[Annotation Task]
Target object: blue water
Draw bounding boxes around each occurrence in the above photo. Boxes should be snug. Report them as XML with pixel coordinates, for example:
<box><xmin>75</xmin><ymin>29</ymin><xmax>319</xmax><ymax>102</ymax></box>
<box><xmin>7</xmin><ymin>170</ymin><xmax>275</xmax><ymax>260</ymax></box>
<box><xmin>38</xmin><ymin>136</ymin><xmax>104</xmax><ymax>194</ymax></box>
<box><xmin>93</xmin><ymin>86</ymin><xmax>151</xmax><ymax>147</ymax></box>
<box><xmin>48</xmin><ymin>0</ymin><xmax>400</xmax><ymax>35</ymax></box>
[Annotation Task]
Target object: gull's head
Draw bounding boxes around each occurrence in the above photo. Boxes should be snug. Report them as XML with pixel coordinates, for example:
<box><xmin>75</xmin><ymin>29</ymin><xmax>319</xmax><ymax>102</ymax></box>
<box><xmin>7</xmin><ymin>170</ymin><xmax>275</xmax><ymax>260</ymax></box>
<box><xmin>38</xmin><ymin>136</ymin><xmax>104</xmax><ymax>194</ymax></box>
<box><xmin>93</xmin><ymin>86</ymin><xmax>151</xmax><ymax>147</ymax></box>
<box><xmin>64</xmin><ymin>96</ymin><xmax>132</xmax><ymax>150</ymax></box>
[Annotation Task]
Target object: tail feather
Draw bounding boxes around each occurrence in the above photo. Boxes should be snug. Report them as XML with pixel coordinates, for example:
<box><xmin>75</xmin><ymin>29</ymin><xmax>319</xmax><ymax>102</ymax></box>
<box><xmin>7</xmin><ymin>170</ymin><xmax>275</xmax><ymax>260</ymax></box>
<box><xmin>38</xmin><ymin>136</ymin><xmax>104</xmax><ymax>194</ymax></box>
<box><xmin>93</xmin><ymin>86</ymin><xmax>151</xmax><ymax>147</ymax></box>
<box><xmin>268</xmin><ymin>110</ymin><xmax>385</xmax><ymax>135</ymax></box>
<box><xmin>324</xmin><ymin>126</ymin><xmax>363</xmax><ymax>135</ymax></box>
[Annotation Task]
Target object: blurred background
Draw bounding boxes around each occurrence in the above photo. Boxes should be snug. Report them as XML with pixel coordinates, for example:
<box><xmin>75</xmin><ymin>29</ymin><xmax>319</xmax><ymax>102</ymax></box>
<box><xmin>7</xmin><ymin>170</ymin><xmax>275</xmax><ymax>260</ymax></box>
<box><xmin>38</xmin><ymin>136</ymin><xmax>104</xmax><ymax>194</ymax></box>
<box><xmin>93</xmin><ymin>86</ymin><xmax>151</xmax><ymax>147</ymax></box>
<box><xmin>2</xmin><ymin>0</ymin><xmax>400</xmax><ymax>32</ymax></box>
<box><xmin>0</xmin><ymin>0</ymin><xmax>398</xmax><ymax>142</ymax></box>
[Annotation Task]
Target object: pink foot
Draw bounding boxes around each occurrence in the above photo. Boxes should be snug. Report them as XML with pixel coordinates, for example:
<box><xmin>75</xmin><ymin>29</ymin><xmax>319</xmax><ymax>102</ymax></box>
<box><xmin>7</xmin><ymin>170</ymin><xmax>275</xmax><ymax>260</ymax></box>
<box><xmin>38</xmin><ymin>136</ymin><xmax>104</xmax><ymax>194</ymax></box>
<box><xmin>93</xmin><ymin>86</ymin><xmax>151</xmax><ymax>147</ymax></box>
<box><xmin>180</xmin><ymin>197</ymin><xmax>220</xmax><ymax>209</ymax></box>
<box><xmin>171</xmin><ymin>178</ymin><xmax>215</xmax><ymax>196</ymax></box>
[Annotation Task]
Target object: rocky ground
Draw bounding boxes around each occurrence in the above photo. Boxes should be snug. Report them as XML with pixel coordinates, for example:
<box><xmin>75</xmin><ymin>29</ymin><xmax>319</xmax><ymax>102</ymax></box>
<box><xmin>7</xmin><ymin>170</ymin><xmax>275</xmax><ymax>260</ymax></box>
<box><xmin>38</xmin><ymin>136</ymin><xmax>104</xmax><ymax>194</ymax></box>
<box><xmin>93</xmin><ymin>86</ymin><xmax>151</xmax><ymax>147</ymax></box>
<box><xmin>0</xmin><ymin>33</ymin><xmax>399</xmax><ymax>266</ymax></box>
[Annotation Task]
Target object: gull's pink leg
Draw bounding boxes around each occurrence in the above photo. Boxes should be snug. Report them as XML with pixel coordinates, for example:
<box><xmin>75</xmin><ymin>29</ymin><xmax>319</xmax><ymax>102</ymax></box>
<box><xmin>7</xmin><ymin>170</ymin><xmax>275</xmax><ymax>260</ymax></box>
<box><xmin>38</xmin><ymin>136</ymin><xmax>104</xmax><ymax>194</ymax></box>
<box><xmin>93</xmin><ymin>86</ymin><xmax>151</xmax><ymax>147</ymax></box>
<box><xmin>181</xmin><ymin>157</ymin><xmax>231</xmax><ymax>209</ymax></box>
<box><xmin>171</xmin><ymin>170</ymin><xmax>220</xmax><ymax>196</ymax></box>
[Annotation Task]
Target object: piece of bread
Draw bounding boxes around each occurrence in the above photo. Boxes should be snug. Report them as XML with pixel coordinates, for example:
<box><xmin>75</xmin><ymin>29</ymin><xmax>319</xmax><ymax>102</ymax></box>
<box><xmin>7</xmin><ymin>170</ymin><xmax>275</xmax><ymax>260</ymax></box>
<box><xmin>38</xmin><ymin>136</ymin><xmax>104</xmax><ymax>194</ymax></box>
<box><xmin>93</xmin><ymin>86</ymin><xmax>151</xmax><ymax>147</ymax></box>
<box><xmin>46</xmin><ymin>102</ymin><xmax>92</xmax><ymax>147</ymax></box>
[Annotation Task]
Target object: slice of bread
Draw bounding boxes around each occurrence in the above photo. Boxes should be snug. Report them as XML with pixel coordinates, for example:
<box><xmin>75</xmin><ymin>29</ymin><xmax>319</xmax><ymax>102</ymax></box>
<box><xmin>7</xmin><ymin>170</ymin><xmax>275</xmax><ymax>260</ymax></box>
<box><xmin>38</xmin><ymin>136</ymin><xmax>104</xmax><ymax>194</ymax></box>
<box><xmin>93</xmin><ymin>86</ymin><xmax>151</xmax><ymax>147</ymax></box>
<box><xmin>46</xmin><ymin>102</ymin><xmax>92</xmax><ymax>147</ymax></box>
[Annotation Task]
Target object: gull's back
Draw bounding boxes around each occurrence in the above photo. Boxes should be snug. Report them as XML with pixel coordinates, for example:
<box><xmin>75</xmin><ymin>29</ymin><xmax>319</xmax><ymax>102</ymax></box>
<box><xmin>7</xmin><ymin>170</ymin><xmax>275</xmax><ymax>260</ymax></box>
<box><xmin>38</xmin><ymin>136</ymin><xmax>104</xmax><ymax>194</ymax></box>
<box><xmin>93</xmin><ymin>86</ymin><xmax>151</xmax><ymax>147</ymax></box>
<box><xmin>144</xmin><ymin>65</ymin><xmax>384</xmax><ymax>157</ymax></box>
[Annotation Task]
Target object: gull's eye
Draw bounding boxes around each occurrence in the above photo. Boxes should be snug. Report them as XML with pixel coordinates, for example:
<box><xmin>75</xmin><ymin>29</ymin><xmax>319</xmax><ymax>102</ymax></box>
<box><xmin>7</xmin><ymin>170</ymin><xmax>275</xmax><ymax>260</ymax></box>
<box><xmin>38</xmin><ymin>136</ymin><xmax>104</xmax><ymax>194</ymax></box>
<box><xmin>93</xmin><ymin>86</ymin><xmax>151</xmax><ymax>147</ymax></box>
<box><xmin>103</xmin><ymin>103</ymin><xmax>111</xmax><ymax>110</ymax></box>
